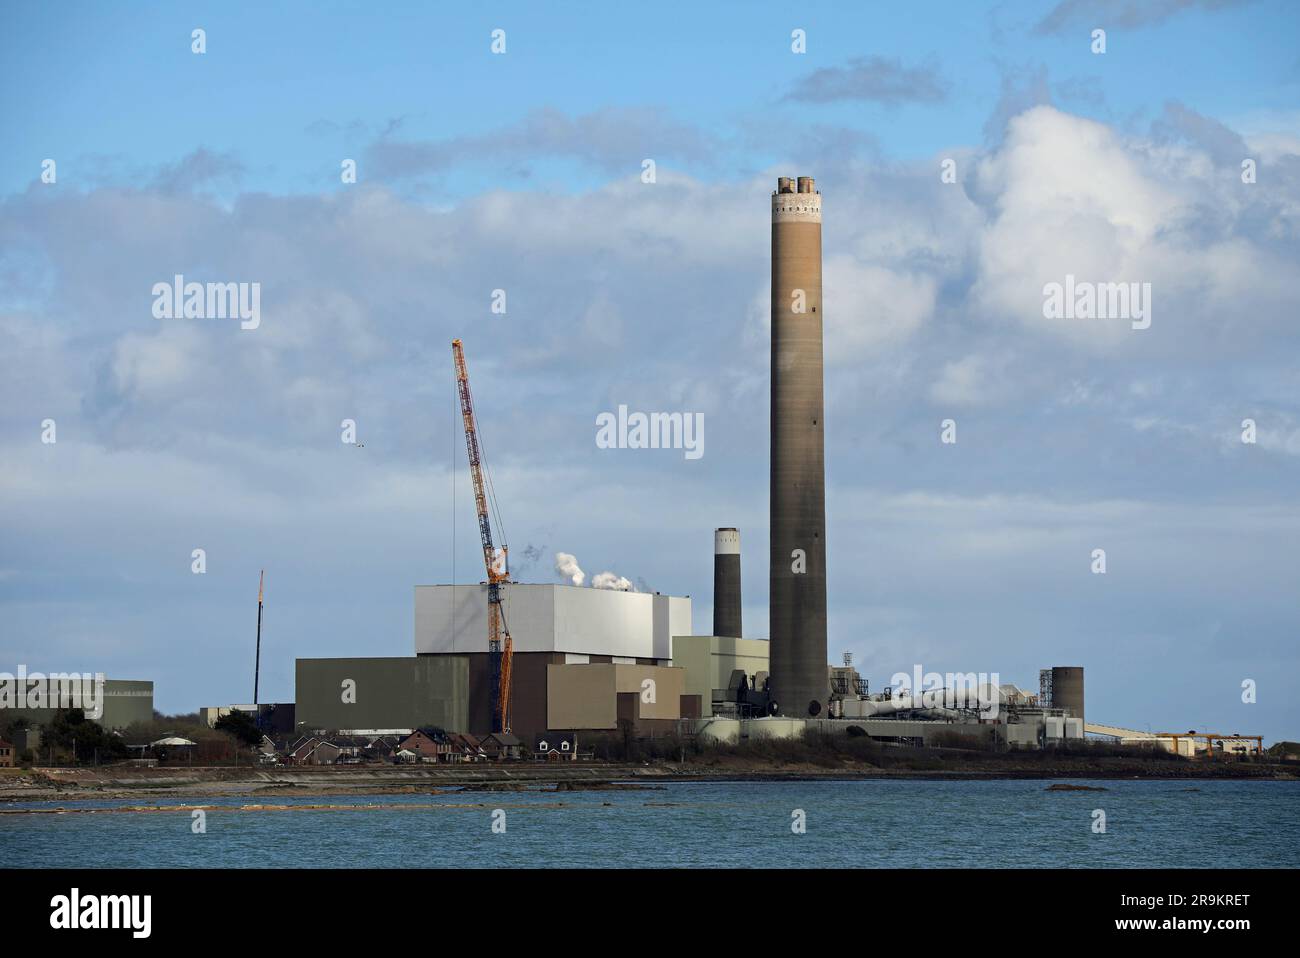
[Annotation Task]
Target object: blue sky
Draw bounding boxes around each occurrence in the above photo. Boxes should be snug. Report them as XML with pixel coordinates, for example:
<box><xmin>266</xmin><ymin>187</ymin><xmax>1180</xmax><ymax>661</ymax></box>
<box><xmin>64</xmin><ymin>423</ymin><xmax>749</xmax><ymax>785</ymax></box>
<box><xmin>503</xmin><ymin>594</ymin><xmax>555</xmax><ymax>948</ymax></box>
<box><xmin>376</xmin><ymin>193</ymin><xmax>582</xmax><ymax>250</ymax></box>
<box><xmin>2</xmin><ymin>0</ymin><xmax>1299</xmax><ymax>742</ymax></box>
<box><xmin>4</xmin><ymin>1</ymin><xmax>1296</xmax><ymax>196</ymax></box>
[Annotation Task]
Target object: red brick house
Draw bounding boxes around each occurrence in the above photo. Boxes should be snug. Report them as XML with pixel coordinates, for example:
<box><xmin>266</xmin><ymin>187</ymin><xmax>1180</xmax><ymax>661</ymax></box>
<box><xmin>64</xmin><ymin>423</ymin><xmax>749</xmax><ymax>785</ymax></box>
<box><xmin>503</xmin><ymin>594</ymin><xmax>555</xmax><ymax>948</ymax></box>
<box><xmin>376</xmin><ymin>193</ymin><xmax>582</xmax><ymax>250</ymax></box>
<box><xmin>287</xmin><ymin>736</ymin><xmax>320</xmax><ymax>764</ymax></box>
<box><xmin>397</xmin><ymin>729</ymin><xmax>453</xmax><ymax>763</ymax></box>
<box><xmin>478</xmin><ymin>732</ymin><xmax>523</xmax><ymax>761</ymax></box>
<box><xmin>446</xmin><ymin>732</ymin><xmax>483</xmax><ymax>762</ymax></box>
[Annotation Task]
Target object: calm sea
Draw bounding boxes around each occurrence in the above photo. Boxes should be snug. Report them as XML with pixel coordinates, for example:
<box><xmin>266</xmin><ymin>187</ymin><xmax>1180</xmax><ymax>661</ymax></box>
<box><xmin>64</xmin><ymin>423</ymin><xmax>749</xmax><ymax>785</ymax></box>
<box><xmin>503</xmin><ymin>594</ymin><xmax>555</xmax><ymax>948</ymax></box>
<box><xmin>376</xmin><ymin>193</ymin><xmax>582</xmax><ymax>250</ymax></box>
<box><xmin>2</xmin><ymin>779</ymin><xmax>1296</xmax><ymax>868</ymax></box>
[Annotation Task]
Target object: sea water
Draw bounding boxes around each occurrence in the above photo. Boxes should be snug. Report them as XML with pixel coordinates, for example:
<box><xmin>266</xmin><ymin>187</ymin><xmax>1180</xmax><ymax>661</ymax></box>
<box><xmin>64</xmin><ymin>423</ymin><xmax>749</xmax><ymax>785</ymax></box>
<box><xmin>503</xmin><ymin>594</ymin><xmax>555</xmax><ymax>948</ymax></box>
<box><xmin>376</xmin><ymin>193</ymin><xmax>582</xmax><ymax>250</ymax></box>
<box><xmin>2</xmin><ymin>779</ymin><xmax>1295</xmax><ymax>868</ymax></box>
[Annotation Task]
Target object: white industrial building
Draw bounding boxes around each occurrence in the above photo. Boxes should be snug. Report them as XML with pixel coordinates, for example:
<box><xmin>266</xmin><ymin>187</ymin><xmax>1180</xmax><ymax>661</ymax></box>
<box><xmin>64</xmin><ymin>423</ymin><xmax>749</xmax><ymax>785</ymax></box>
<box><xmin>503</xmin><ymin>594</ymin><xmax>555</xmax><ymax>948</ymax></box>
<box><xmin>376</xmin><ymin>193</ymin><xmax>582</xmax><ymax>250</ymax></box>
<box><xmin>414</xmin><ymin>583</ymin><xmax>691</xmax><ymax>663</ymax></box>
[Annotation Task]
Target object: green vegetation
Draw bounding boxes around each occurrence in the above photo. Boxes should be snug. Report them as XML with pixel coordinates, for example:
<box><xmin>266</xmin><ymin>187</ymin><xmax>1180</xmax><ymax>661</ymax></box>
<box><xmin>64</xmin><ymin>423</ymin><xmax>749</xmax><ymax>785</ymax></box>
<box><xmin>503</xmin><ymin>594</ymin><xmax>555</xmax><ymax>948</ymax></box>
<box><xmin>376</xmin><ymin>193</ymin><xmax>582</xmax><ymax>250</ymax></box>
<box><xmin>587</xmin><ymin>725</ymin><xmax>883</xmax><ymax>767</ymax></box>
<box><xmin>0</xmin><ymin>709</ymin><xmax>266</xmax><ymax>767</ymax></box>
<box><xmin>583</xmin><ymin>724</ymin><xmax>1281</xmax><ymax>776</ymax></box>
<box><xmin>121</xmin><ymin>714</ymin><xmax>254</xmax><ymax>765</ymax></box>
<box><xmin>0</xmin><ymin>715</ymin><xmax>30</xmax><ymax>741</ymax></box>
<box><xmin>38</xmin><ymin>709</ymin><xmax>129</xmax><ymax>763</ymax></box>
<box><xmin>214</xmin><ymin>710</ymin><xmax>262</xmax><ymax>747</ymax></box>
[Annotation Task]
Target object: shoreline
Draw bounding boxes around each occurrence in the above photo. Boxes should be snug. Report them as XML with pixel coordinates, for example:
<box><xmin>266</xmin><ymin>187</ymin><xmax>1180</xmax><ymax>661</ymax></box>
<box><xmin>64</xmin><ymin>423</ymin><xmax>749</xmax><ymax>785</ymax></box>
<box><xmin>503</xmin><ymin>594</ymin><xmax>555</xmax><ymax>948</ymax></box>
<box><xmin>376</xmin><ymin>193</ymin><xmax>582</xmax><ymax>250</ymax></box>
<box><xmin>2</xmin><ymin>758</ymin><xmax>1295</xmax><ymax>804</ymax></box>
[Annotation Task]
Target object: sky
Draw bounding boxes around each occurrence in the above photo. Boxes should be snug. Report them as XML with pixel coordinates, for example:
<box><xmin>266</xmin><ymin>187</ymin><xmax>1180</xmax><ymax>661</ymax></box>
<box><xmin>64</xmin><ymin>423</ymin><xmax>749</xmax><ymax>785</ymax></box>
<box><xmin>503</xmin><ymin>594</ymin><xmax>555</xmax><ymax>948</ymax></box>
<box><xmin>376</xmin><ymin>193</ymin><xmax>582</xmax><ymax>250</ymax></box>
<box><xmin>1</xmin><ymin>0</ymin><xmax>1298</xmax><ymax>742</ymax></box>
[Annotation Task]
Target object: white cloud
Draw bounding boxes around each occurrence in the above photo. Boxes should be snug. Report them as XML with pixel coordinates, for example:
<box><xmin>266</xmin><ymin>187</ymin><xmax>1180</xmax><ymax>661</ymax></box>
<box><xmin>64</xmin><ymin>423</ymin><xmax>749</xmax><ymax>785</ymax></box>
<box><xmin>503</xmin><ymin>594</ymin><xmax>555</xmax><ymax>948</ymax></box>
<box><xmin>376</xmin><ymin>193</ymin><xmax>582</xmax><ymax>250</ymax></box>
<box><xmin>823</xmin><ymin>257</ymin><xmax>936</xmax><ymax>362</ymax></box>
<box><xmin>970</xmin><ymin>105</ymin><xmax>1295</xmax><ymax>351</ymax></box>
<box><xmin>930</xmin><ymin>353</ymin><xmax>1008</xmax><ymax>406</ymax></box>
<box><xmin>111</xmin><ymin>327</ymin><xmax>200</xmax><ymax>396</ymax></box>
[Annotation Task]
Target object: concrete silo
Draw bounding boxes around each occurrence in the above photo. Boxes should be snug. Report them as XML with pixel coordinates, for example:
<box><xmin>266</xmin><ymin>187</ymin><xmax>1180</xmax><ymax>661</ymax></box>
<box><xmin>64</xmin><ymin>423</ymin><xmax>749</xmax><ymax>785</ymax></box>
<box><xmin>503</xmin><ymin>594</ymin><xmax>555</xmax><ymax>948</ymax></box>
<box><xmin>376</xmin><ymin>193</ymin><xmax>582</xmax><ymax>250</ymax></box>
<box><xmin>1051</xmin><ymin>666</ymin><xmax>1085</xmax><ymax>727</ymax></box>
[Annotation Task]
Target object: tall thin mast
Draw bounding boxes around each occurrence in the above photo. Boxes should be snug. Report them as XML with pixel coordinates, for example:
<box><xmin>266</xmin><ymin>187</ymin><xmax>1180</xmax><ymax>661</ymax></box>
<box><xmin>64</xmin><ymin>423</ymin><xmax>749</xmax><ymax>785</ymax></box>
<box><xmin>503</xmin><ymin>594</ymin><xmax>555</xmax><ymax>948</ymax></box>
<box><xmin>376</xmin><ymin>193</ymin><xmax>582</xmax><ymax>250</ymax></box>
<box><xmin>253</xmin><ymin>570</ymin><xmax>264</xmax><ymax>707</ymax></box>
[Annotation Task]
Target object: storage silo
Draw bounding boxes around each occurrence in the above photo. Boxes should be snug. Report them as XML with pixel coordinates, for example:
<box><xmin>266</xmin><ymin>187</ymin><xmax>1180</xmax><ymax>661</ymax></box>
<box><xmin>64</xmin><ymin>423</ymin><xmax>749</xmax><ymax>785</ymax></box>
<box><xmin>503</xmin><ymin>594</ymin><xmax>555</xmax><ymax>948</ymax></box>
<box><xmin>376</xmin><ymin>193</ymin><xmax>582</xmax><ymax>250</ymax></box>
<box><xmin>1051</xmin><ymin>666</ymin><xmax>1085</xmax><ymax>727</ymax></box>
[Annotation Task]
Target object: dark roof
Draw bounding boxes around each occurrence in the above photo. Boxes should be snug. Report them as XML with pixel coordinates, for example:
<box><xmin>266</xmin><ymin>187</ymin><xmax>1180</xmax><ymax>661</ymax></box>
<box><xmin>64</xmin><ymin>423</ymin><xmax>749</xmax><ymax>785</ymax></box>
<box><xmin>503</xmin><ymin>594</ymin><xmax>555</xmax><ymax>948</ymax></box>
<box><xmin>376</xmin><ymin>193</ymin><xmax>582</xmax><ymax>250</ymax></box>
<box><xmin>482</xmin><ymin>732</ymin><xmax>522</xmax><ymax>747</ymax></box>
<box><xmin>399</xmin><ymin>730</ymin><xmax>447</xmax><ymax>747</ymax></box>
<box><xmin>535</xmin><ymin>732</ymin><xmax>575</xmax><ymax>750</ymax></box>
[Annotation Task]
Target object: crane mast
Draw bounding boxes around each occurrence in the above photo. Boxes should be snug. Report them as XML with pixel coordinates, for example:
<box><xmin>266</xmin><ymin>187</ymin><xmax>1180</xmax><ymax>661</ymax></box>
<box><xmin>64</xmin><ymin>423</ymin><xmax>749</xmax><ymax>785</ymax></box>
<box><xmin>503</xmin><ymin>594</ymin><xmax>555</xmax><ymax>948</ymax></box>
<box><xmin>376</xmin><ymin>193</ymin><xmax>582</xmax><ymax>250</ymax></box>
<box><xmin>452</xmin><ymin>339</ymin><xmax>513</xmax><ymax>733</ymax></box>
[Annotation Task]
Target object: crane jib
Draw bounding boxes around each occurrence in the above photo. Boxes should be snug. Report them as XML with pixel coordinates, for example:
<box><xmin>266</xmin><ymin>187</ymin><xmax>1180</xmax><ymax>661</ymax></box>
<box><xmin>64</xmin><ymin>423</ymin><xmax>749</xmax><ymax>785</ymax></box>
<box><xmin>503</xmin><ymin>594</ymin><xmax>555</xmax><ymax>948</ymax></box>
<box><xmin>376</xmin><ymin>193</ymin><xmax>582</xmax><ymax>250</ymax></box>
<box><xmin>451</xmin><ymin>338</ymin><xmax>514</xmax><ymax>734</ymax></box>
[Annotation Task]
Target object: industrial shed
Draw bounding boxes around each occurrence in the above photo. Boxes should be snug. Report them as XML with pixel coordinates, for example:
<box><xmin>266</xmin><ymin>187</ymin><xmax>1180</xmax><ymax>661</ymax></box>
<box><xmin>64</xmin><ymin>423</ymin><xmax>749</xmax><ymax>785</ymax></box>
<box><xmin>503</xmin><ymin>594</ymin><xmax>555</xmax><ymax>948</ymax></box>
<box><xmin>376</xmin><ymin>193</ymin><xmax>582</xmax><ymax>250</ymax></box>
<box><xmin>295</xmin><ymin>656</ymin><xmax>469</xmax><ymax>734</ymax></box>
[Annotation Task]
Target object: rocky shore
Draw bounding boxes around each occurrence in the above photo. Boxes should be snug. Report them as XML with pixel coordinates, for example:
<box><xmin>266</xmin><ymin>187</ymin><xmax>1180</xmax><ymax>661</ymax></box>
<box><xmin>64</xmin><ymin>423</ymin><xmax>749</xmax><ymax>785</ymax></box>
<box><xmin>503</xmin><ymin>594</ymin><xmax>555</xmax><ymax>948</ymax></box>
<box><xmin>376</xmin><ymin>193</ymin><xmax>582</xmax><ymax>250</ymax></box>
<box><xmin>2</xmin><ymin>752</ymin><xmax>1293</xmax><ymax>805</ymax></box>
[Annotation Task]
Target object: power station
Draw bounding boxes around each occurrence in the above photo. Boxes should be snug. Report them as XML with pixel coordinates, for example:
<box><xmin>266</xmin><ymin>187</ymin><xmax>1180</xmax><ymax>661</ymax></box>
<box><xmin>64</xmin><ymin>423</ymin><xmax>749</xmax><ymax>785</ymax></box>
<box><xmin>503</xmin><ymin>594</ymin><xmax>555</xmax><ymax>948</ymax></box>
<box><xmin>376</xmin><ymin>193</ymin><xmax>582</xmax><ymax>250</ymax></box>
<box><xmin>769</xmin><ymin>175</ymin><xmax>828</xmax><ymax>718</ymax></box>
<box><xmin>288</xmin><ymin>174</ymin><xmax>1097</xmax><ymax>753</ymax></box>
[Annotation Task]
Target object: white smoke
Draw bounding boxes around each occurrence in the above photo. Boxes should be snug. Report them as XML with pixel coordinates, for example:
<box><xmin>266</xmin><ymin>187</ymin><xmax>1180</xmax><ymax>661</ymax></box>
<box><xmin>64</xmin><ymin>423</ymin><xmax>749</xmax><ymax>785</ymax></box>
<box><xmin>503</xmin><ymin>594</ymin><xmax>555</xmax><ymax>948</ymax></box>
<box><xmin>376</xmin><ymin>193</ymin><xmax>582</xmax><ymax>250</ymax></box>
<box><xmin>554</xmin><ymin>552</ymin><xmax>585</xmax><ymax>587</ymax></box>
<box><xmin>592</xmin><ymin>571</ymin><xmax>634</xmax><ymax>591</ymax></box>
<box><xmin>554</xmin><ymin>552</ymin><xmax>636</xmax><ymax>591</ymax></box>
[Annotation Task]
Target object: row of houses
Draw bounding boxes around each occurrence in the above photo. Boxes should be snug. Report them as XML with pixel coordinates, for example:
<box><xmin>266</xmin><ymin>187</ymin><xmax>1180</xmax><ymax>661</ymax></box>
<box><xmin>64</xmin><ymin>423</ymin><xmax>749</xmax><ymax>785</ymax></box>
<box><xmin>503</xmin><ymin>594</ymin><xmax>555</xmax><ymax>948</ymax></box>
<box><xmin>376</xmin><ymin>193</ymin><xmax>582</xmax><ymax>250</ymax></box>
<box><xmin>274</xmin><ymin>729</ymin><xmax>580</xmax><ymax>766</ymax></box>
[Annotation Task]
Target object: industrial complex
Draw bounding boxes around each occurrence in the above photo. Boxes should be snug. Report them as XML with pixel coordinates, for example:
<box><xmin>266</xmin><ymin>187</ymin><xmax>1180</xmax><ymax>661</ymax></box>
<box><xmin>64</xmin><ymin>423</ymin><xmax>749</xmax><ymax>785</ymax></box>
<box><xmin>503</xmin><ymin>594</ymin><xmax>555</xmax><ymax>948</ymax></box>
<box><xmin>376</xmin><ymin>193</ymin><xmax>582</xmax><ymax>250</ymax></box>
<box><xmin>9</xmin><ymin>176</ymin><xmax>1265</xmax><ymax>765</ymax></box>
<box><xmin>282</xmin><ymin>176</ymin><xmax>1110</xmax><ymax>756</ymax></box>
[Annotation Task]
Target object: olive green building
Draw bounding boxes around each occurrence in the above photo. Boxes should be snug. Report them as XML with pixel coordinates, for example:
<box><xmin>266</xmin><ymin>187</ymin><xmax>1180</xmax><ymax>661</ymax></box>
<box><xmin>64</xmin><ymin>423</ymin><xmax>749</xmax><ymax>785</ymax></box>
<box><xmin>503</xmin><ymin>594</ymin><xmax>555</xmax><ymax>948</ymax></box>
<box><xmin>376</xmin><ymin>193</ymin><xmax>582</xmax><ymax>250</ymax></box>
<box><xmin>0</xmin><ymin>678</ymin><xmax>154</xmax><ymax>732</ymax></box>
<box><xmin>295</xmin><ymin>656</ymin><xmax>469</xmax><ymax>733</ymax></box>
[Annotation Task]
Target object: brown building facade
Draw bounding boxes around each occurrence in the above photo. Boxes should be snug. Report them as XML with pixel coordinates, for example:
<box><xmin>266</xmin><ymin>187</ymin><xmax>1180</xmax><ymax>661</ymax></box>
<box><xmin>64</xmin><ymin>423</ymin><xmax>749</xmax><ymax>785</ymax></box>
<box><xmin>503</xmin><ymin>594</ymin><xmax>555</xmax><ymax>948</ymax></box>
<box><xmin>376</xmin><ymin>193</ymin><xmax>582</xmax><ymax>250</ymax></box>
<box><xmin>445</xmin><ymin>652</ymin><xmax>680</xmax><ymax>742</ymax></box>
<box><xmin>546</xmin><ymin>663</ymin><xmax>690</xmax><ymax>733</ymax></box>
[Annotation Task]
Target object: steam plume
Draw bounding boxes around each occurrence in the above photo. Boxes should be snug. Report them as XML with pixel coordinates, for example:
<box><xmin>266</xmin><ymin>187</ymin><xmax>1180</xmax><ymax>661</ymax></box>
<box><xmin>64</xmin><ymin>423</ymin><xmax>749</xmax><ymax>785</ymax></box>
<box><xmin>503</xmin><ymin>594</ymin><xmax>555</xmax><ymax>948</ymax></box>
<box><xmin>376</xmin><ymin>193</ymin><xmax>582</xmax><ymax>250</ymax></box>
<box><xmin>554</xmin><ymin>552</ymin><xmax>585</xmax><ymax>587</ymax></box>
<box><xmin>592</xmin><ymin>571</ymin><xmax>634</xmax><ymax>591</ymax></box>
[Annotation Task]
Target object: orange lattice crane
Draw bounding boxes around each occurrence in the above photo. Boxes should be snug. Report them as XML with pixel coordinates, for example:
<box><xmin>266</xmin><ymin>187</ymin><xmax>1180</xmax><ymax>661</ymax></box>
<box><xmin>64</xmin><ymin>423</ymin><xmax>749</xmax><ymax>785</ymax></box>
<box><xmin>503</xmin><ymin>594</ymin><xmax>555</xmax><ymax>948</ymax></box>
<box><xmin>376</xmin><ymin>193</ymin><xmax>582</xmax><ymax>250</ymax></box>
<box><xmin>452</xmin><ymin>339</ymin><xmax>513</xmax><ymax>733</ymax></box>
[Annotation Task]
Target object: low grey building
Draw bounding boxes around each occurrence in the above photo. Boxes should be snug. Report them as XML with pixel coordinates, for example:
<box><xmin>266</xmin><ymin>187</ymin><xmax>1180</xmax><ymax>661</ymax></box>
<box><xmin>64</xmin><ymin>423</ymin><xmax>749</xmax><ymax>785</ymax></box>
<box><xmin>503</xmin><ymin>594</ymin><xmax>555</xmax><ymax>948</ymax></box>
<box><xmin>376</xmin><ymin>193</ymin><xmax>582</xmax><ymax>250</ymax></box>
<box><xmin>295</xmin><ymin>656</ymin><xmax>469</xmax><ymax>734</ymax></box>
<box><xmin>0</xmin><ymin>678</ymin><xmax>154</xmax><ymax>732</ymax></box>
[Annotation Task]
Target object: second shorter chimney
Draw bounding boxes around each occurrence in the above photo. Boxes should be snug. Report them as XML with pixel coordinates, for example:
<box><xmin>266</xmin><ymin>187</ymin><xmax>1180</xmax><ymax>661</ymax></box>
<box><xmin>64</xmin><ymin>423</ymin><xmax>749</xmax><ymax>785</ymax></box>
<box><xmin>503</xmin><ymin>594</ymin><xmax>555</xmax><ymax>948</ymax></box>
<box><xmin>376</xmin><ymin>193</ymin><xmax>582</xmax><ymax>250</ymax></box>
<box><xmin>713</xmin><ymin>527</ymin><xmax>742</xmax><ymax>638</ymax></box>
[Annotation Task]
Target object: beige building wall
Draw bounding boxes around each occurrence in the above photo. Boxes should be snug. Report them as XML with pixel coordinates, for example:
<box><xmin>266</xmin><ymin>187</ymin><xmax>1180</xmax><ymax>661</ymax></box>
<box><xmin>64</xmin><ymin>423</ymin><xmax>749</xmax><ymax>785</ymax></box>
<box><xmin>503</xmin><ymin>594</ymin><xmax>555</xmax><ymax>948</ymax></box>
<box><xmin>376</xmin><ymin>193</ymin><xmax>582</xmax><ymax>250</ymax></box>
<box><xmin>613</xmin><ymin>664</ymin><xmax>683</xmax><ymax>720</ymax></box>
<box><xmin>547</xmin><ymin>664</ymin><xmax>618</xmax><ymax>730</ymax></box>
<box><xmin>547</xmin><ymin>663</ymin><xmax>686</xmax><ymax>730</ymax></box>
<box><xmin>672</xmin><ymin>635</ymin><xmax>770</xmax><ymax>716</ymax></box>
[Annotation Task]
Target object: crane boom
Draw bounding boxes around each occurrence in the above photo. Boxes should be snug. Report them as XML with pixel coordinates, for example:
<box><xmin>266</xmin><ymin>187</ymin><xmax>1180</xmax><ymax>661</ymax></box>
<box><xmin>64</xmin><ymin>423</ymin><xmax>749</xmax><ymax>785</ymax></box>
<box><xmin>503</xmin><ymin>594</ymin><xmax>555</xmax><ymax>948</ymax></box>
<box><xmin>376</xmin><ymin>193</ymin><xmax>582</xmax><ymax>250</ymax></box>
<box><xmin>452</xmin><ymin>339</ymin><xmax>513</xmax><ymax>733</ymax></box>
